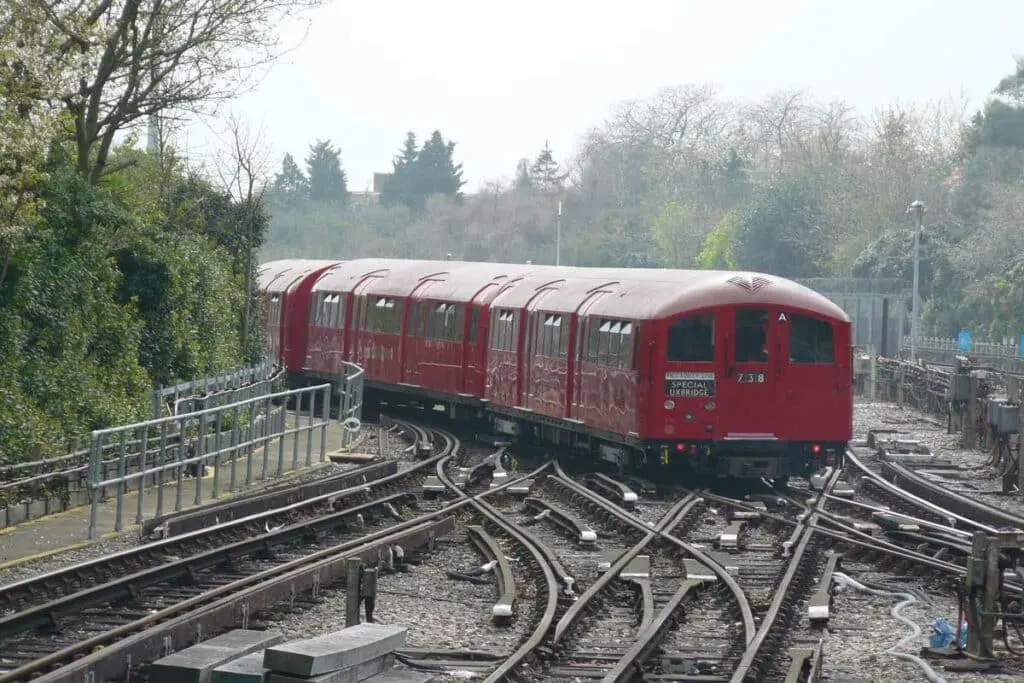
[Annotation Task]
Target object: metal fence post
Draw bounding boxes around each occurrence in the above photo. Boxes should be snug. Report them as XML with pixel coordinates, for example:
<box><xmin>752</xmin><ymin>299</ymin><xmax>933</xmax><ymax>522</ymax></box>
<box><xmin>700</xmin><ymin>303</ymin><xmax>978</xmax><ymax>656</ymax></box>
<box><xmin>305</xmin><ymin>387</ymin><xmax>314</xmax><ymax>467</ymax></box>
<box><xmin>88</xmin><ymin>433</ymin><xmax>101</xmax><ymax>539</ymax></box>
<box><xmin>156</xmin><ymin>420</ymin><xmax>168</xmax><ymax>518</ymax></box>
<box><xmin>320</xmin><ymin>385</ymin><xmax>329</xmax><ymax>462</ymax></box>
<box><xmin>291</xmin><ymin>393</ymin><xmax>301</xmax><ymax>471</ymax></box>
<box><xmin>245</xmin><ymin>403</ymin><xmax>256</xmax><ymax>485</ymax></box>
<box><xmin>115</xmin><ymin>430</ymin><xmax>128</xmax><ymax>532</ymax></box>
<box><xmin>174</xmin><ymin>415</ymin><xmax>186</xmax><ymax>512</ymax></box>
<box><xmin>230</xmin><ymin>404</ymin><xmax>240</xmax><ymax>492</ymax></box>
<box><xmin>262</xmin><ymin>394</ymin><xmax>271</xmax><ymax>477</ymax></box>
<box><xmin>136</xmin><ymin>426</ymin><xmax>149</xmax><ymax>525</ymax></box>
<box><xmin>212</xmin><ymin>409</ymin><xmax>223</xmax><ymax>499</ymax></box>
<box><xmin>195</xmin><ymin>395</ymin><xmax>209</xmax><ymax>506</ymax></box>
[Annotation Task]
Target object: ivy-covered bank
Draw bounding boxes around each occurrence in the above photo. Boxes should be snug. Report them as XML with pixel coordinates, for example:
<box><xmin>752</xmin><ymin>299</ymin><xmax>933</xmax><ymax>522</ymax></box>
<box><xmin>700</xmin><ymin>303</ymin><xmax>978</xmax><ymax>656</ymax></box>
<box><xmin>0</xmin><ymin>148</ymin><xmax>267</xmax><ymax>464</ymax></box>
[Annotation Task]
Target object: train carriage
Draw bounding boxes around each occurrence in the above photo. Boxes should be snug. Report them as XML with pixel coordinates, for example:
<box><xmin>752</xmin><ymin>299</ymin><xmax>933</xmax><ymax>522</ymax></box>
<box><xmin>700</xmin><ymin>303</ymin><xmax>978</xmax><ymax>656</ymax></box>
<box><xmin>265</xmin><ymin>257</ymin><xmax>853</xmax><ymax>483</ymax></box>
<box><xmin>258</xmin><ymin>259</ymin><xmax>340</xmax><ymax>375</ymax></box>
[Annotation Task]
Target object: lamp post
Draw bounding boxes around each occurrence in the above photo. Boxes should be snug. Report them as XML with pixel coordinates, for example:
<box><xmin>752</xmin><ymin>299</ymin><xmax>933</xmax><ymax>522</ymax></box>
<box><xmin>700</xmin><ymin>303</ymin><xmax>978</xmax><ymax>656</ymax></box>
<box><xmin>555</xmin><ymin>199</ymin><xmax>562</xmax><ymax>266</ymax></box>
<box><xmin>905</xmin><ymin>200</ymin><xmax>925</xmax><ymax>360</ymax></box>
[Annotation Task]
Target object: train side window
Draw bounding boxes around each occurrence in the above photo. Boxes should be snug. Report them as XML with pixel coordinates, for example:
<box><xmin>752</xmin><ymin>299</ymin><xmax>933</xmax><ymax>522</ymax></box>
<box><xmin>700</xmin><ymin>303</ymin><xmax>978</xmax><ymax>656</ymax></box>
<box><xmin>469</xmin><ymin>307</ymin><xmax>479</xmax><ymax>344</ymax></box>
<box><xmin>734</xmin><ymin>309</ymin><xmax>769</xmax><ymax>362</ymax></box>
<box><xmin>598</xmin><ymin>320</ymin><xmax>612</xmax><ymax>365</ymax></box>
<box><xmin>667</xmin><ymin>313</ymin><xmax>714</xmax><ymax>362</ymax></box>
<box><xmin>587</xmin><ymin>319</ymin><xmax>600</xmax><ymax>362</ymax></box>
<box><xmin>558</xmin><ymin>315</ymin><xmax>569</xmax><ymax>358</ymax></box>
<box><xmin>608</xmin><ymin>321</ymin><xmax>622</xmax><ymax>366</ymax></box>
<box><xmin>790</xmin><ymin>314</ymin><xmax>834</xmax><ymax>363</ymax></box>
<box><xmin>620</xmin><ymin>322</ymin><xmax>634</xmax><ymax>369</ymax></box>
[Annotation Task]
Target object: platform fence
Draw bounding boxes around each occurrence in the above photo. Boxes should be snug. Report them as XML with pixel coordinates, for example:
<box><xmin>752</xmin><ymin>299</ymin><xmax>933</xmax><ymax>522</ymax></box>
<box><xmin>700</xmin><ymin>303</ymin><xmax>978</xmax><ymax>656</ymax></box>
<box><xmin>87</xmin><ymin>383</ymin><xmax>331</xmax><ymax>539</ymax></box>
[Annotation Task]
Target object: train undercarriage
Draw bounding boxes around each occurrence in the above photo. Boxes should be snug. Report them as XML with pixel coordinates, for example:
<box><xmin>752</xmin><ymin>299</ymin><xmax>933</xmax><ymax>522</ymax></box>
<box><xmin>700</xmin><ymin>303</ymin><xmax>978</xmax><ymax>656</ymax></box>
<box><xmin>298</xmin><ymin>373</ymin><xmax>844</xmax><ymax>485</ymax></box>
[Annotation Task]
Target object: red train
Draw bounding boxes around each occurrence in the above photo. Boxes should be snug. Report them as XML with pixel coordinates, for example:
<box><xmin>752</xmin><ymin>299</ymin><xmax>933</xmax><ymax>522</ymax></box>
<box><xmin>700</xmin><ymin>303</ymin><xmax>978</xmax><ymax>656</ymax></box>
<box><xmin>258</xmin><ymin>258</ymin><xmax>853</xmax><ymax>482</ymax></box>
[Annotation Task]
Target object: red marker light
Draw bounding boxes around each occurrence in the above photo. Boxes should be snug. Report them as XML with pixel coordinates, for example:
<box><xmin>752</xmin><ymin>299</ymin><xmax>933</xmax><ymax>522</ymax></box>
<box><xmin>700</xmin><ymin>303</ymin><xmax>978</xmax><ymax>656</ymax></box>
<box><xmin>675</xmin><ymin>443</ymin><xmax>685</xmax><ymax>452</ymax></box>
<box><xmin>811</xmin><ymin>444</ymin><xmax>822</xmax><ymax>455</ymax></box>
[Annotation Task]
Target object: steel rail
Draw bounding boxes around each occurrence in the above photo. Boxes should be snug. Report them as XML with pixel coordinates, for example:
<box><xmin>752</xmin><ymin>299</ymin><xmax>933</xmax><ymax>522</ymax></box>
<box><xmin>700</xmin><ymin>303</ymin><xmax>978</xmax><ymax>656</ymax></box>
<box><xmin>0</xmin><ymin>441</ymin><xmax>431</xmax><ymax>609</ymax></box>
<box><xmin>0</xmin><ymin>491</ymin><xmax>416</xmax><ymax>640</ymax></box>
<box><xmin>424</xmin><ymin>431</ymin><xmax>561</xmax><ymax>683</ymax></box>
<box><xmin>3</xmin><ymin>426</ymin><xmax>530</xmax><ymax>683</ymax></box>
<box><xmin>880</xmin><ymin>458</ymin><xmax>1024</xmax><ymax>531</ymax></box>
<box><xmin>845</xmin><ymin>449</ymin><xmax>998</xmax><ymax>533</ymax></box>
<box><xmin>18</xmin><ymin>517</ymin><xmax>456</xmax><ymax>683</ymax></box>
<box><xmin>552</xmin><ymin>489</ymin><xmax>702</xmax><ymax>645</ymax></box>
<box><xmin>551</xmin><ymin>462</ymin><xmax>758</xmax><ymax>645</ymax></box>
<box><xmin>728</xmin><ymin>468</ymin><xmax>841</xmax><ymax>683</ymax></box>
<box><xmin>593</xmin><ymin>500</ymin><xmax>712</xmax><ymax>683</ymax></box>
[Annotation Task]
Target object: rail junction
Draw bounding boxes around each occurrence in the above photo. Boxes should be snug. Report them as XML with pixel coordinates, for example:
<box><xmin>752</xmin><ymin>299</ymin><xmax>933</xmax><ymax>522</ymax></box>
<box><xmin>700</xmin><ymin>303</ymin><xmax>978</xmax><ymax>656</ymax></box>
<box><xmin>3</xmin><ymin>354</ymin><xmax>1024</xmax><ymax>681</ymax></box>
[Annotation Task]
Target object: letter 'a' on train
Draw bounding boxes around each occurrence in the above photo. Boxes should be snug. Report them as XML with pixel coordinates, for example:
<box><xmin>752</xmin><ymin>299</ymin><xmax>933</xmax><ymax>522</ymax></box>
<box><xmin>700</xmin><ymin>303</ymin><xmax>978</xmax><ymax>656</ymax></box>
<box><xmin>259</xmin><ymin>259</ymin><xmax>852</xmax><ymax>484</ymax></box>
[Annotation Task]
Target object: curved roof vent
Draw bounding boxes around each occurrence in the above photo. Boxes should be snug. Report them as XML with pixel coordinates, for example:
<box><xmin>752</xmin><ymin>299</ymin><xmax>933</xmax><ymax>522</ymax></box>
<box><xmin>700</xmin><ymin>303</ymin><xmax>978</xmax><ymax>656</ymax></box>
<box><xmin>726</xmin><ymin>274</ymin><xmax>772</xmax><ymax>292</ymax></box>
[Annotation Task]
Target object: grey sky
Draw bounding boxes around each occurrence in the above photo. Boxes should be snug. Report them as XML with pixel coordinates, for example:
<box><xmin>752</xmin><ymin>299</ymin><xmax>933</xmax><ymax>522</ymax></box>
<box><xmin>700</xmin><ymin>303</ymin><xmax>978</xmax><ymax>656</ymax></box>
<box><xmin>183</xmin><ymin>0</ymin><xmax>1024</xmax><ymax>192</ymax></box>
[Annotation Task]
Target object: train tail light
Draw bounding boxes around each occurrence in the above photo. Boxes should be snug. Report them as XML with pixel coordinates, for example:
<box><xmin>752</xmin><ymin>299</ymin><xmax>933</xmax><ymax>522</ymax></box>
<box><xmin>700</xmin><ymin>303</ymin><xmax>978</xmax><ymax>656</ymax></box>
<box><xmin>825</xmin><ymin>449</ymin><xmax>835</xmax><ymax>466</ymax></box>
<box><xmin>675</xmin><ymin>443</ymin><xmax>685</xmax><ymax>453</ymax></box>
<box><xmin>811</xmin><ymin>444</ymin><xmax>822</xmax><ymax>455</ymax></box>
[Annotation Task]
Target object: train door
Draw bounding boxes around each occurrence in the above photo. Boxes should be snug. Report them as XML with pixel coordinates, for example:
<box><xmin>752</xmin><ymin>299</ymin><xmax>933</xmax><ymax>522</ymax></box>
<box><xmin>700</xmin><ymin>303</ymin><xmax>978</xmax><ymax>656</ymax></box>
<box><xmin>570</xmin><ymin>291</ymin><xmax>608</xmax><ymax>420</ymax></box>
<box><xmin>719</xmin><ymin>307</ymin><xmax>781</xmax><ymax>439</ymax></box>
<box><xmin>782</xmin><ymin>311</ymin><xmax>849</xmax><ymax>437</ymax></box>
<box><xmin>521</xmin><ymin>310</ymin><xmax>539</xmax><ymax>407</ymax></box>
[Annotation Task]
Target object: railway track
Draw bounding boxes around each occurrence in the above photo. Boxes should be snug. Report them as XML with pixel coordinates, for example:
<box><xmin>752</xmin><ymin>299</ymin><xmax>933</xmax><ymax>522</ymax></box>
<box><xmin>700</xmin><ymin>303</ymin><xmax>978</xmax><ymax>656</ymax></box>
<box><xmin>9</xmin><ymin>416</ymin><xmax>1024</xmax><ymax>683</ymax></box>
<box><xmin>0</xmin><ymin>421</ymin><xmax>437</xmax><ymax>682</ymax></box>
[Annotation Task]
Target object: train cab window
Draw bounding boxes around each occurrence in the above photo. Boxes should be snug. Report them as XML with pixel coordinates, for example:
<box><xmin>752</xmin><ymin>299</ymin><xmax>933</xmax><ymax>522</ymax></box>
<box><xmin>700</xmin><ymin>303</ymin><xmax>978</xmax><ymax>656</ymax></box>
<box><xmin>790</xmin><ymin>314</ymin><xmax>834</xmax><ymax>363</ymax></box>
<box><xmin>667</xmin><ymin>313</ymin><xmax>714</xmax><ymax>362</ymax></box>
<box><xmin>735</xmin><ymin>309</ymin><xmax>769</xmax><ymax>362</ymax></box>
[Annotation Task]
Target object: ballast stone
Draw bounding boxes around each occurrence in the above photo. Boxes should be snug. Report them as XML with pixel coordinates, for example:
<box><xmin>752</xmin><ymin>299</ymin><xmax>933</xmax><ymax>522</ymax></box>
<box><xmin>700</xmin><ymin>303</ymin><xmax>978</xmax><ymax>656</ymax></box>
<box><xmin>263</xmin><ymin>623</ymin><xmax>407</xmax><ymax>678</ymax></box>
<box><xmin>212</xmin><ymin>652</ymin><xmax>270</xmax><ymax>683</ymax></box>
<box><xmin>150</xmin><ymin>629</ymin><xmax>284</xmax><ymax>683</ymax></box>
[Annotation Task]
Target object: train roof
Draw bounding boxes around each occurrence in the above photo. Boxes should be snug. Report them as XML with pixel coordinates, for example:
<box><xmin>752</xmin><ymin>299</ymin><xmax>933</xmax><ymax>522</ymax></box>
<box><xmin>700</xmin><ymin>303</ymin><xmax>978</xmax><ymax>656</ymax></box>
<box><xmin>285</xmin><ymin>258</ymin><xmax>850</xmax><ymax>323</ymax></box>
<box><xmin>259</xmin><ymin>259</ymin><xmax>341</xmax><ymax>295</ymax></box>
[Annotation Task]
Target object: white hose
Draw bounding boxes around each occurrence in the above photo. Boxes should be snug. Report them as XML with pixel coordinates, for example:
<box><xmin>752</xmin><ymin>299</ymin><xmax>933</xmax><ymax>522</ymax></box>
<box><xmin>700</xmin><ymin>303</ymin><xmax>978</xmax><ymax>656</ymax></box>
<box><xmin>833</xmin><ymin>571</ymin><xmax>948</xmax><ymax>683</ymax></box>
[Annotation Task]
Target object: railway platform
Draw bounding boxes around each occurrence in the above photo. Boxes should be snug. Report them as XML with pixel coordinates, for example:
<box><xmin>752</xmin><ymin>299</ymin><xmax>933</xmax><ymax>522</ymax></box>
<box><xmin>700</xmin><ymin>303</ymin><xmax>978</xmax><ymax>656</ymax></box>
<box><xmin>0</xmin><ymin>414</ymin><xmax>360</xmax><ymax>571</ymax></box>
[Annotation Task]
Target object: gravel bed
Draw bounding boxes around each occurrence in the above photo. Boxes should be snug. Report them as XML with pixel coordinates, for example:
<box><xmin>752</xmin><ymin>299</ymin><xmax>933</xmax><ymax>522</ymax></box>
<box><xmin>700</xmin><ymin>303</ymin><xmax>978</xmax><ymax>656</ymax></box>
<box><xmin>260</xmin><ymin>527</ymin><xmax>531</xmax><ymax>652</ymax></box>
<box><xmin>822</xmin><ymin>566</ymin><xmax>1024</xmax><ymax>683</ymax></box>
<box><xmin>0</xmin><ymin>427</ymin><xmax>394</xmax><ymax>589</ymax></box>
<box><xmin>854</xmin><ymin>399</ymin><xmax>1024</xmax><ymax>519</ymax></box>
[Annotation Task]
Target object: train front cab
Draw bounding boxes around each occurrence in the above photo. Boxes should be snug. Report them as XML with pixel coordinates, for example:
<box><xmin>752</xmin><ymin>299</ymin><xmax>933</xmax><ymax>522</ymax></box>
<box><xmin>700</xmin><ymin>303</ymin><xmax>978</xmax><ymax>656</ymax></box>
<box><xmin>651</xmin><ymin>304</ymin><xmax>850</xmax><ymax>481</ymax></box>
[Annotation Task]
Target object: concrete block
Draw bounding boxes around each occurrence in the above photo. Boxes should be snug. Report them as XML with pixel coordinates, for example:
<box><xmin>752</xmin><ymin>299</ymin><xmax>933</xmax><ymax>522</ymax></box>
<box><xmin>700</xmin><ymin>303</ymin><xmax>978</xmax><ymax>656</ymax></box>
<box><xmin>364</xmin><ymin>670</ymin><xmax>435</xmax><ymax>683</ymax></box>
<box><xmin>212</xmin><ymin>652</ymin><xmax>269</xmax><ymax>683</ymax></box>
<box><xmin>267</xmin><ymin>654</ymin><xmax>393</xmax><ymax>683</ymax></box>
<box><xmin>150</xmin><ymin>629</ymin><xmax>284</xmax><ymax>683</ymax></box>
<box><xmin>263</xmin><ymin>624</ymin><xmax>407</xmax><ymax>678</ymax></box>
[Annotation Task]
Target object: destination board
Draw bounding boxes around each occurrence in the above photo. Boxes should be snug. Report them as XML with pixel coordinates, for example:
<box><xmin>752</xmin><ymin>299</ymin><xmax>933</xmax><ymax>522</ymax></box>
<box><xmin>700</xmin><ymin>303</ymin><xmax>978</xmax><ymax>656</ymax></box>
<box><xmin>665</xmin><ymin>371</ymin><xmax>716</xmax><ymax>398</ymax></box>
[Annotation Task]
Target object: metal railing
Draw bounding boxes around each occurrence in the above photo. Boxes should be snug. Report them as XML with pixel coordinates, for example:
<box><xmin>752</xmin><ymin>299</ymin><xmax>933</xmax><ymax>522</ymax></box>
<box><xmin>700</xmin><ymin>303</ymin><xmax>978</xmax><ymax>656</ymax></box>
<box><xmin>150</xmin><ymin>359</ymin><xmax>275</xmax><ymax>420</ymax></box>
<box><xmin>0</xmin><ymin>370</ymin><xmax>279</xmax><ymax>527</ymax></box>
<box><xmin>337</xmin><ymin>362</ymin><xmax>365</xmax><ymax>450</ymax></box>
<box><xmin>902</xmin><ymin>336</ymin><xmax>1024</xmax><ymax>374</ymax></box>
<box><xmin>87</xmin><ymin>383</ymin><xmax>332</xmax><ymax>539</ymax></box>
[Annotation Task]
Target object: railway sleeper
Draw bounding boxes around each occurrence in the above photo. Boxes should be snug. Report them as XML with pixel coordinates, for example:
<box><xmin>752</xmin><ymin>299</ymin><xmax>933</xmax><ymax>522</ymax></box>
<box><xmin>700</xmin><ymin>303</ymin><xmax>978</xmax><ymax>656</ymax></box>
<box><xmin>522</xmin><ymin>496</ymin><xmax>597</xmax><ymax>545</ymax></box>
<box><xmin>465</xmin><ymin>524</ymin><xmax>516</xmax><ymax>623</ymax></box>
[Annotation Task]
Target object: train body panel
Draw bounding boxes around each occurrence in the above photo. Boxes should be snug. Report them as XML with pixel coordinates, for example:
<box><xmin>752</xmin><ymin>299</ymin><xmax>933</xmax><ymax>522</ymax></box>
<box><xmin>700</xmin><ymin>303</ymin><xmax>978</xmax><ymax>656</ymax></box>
<box><xmin>264</xmin><ymin>257</ymin><xmax>854</xmax><ymax>480</ymax></box>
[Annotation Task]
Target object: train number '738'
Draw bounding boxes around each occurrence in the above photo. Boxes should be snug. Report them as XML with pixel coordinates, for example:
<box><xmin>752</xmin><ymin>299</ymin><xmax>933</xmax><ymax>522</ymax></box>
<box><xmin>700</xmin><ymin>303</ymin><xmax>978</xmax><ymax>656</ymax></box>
<box><xmin>737</xmin><ymin>372</ymin><xmax>766</xmax><ymax>384</ymax></box>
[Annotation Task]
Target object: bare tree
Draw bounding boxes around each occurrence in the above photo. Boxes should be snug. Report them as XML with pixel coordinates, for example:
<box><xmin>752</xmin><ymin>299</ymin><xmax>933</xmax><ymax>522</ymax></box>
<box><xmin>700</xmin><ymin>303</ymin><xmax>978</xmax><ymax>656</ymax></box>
<box><xmin>24</xmin><ymin>0</ymin><xmax>323</xmax><ymax>184</ymax></box>
<box><xmin>744</xmin><ymin>89</ymin><xmax>812</xmax><ymax>174</ymax></box>
<box><xmin>214</xmin><ymin>111</ymin><xmax>271</xmax><ymax>359</ymax></box>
